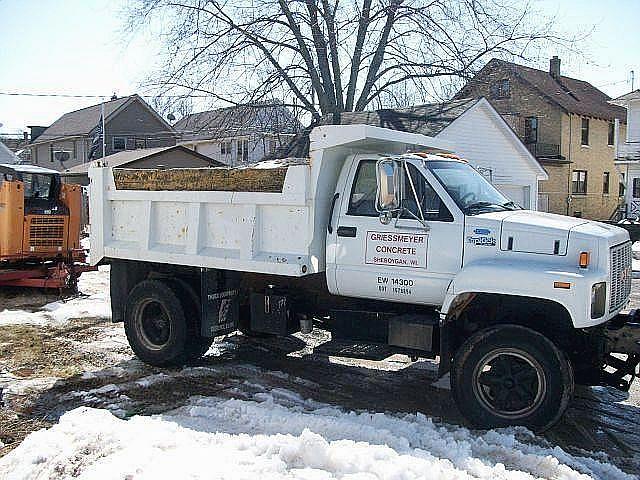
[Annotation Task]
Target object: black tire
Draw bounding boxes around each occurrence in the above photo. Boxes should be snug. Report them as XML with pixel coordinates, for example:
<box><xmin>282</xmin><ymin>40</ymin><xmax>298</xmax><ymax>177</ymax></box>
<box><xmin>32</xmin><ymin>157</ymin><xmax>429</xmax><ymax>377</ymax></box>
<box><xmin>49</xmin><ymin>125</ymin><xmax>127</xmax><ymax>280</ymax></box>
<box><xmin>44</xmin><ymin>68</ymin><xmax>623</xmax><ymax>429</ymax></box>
<box><xmin>167</xmin><ymin>278</ymin><xmax>215</xmax><ymax>361</ymax></box>
<box><xmin>451</xmin><ymin>324</ymin><xmax>574</xmax><ymax>432</ymax></box>
<box><xmin>124</xmin><ymin>279</ymin><xmax>190</xmax><ymax>366</ymax></box>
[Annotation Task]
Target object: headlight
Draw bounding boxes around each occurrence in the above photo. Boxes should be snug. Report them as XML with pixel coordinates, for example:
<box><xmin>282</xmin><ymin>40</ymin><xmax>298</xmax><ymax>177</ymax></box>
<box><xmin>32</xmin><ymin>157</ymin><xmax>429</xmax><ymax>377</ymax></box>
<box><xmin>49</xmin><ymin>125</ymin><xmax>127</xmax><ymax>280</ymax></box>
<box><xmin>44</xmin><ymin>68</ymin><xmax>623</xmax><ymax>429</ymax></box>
<box><xmin>591</xmin><ymin>282</ymin><xmax>606</xmax><ymax>319</ymax></box>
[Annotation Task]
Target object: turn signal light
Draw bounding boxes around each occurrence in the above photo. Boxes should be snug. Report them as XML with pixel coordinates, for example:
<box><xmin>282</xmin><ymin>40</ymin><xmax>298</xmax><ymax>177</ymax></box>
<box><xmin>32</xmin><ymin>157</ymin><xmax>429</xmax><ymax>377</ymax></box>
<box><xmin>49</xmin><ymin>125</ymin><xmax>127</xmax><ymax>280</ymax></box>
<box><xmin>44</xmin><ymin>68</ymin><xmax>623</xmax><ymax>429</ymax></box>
<box><xmin>579</xmin><ymin>252</ymin><xmax>590</xmax><ymax>268</ymax></box>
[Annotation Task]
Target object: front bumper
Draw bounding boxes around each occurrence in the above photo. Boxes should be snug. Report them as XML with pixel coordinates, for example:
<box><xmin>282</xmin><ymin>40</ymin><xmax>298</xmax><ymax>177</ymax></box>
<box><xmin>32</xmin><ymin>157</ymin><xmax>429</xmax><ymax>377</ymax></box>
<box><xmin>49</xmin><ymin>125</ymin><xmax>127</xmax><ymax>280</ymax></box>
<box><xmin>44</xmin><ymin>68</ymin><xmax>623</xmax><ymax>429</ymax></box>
<box><xmin>601</xmin><ymin>310</ymin><xmax>640</xmax><ymax>391</ymax></box>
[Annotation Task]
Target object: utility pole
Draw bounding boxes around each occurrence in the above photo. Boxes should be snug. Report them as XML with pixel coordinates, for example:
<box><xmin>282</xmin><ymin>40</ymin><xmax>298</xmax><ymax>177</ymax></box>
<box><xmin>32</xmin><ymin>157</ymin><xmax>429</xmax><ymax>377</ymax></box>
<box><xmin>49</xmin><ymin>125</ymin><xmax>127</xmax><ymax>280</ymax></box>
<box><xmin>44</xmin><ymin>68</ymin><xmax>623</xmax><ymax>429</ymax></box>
<box><xmin>631</xmin><ymin>70</ymin><xmax>635</xmax><ymax>91</ymax></box>
<box><xmin>101</xmin><ymin>99</ymin><xmax>106</xmax><ymax>159</ymax></box>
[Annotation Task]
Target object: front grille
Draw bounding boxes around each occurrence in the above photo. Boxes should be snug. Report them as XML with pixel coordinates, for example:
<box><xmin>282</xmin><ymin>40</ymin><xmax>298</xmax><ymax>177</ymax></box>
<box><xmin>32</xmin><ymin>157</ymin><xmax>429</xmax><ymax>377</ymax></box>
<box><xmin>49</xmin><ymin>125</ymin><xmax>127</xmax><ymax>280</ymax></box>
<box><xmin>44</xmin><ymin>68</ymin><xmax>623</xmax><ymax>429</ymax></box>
<box><xmin>609</xmin><ymin>241</ymin><xmax>632</xmax><ymax>312</ymax></box>
<box><xmin>28</xmin><ymin>216</ymin><xmax>65</xmax><ymax>249</ymax></box>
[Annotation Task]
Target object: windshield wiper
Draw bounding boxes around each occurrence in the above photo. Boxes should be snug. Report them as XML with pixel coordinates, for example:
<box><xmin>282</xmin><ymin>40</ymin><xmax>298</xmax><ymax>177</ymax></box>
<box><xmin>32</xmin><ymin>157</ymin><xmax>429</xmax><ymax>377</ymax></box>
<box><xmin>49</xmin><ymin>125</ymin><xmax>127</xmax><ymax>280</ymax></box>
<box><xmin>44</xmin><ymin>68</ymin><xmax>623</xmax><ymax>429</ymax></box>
<box><xmin>464</xmin><ymin>201</ymin><xmax>511</xmax><ymax>214</ymax></box>
<box><xmin>502</xmin><ymin>201</ymin><xmax>521</xmax><ymax>210</ymax></box>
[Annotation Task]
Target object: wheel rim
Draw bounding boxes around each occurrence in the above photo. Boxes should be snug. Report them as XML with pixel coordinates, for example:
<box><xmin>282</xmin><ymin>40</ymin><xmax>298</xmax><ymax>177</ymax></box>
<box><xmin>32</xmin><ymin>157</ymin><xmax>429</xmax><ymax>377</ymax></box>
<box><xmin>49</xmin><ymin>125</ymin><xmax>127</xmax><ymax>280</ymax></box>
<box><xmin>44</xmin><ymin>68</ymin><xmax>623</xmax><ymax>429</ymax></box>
<box><xmin>135</xmin><ymin>299</ymin><xmax>172</xmax><ymax>351</ymax></box>
<box><xmin>472</xmin><ymin>347</ymin><xmax>546</xmax><ymax>420</ymax></box>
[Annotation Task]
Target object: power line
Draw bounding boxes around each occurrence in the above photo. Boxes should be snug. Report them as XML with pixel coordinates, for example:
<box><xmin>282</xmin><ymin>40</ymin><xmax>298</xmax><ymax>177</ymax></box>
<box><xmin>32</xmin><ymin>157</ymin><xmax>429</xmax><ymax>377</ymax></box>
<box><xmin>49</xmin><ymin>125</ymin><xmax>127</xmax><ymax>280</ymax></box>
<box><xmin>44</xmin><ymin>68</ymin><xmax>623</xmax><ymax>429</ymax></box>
<box><xmin>0</xmin><ymin>91</ymin><xmax>211</xmax><ymax>99</ymax></box>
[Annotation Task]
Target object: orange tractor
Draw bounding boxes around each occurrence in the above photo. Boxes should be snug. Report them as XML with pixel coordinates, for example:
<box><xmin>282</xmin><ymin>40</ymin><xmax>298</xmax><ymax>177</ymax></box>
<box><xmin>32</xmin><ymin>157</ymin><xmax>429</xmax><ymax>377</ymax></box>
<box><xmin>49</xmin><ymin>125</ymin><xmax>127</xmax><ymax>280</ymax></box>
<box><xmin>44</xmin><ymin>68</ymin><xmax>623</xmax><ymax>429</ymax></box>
<box><xmin>0</xmin><ymin>163</ymin><xmax>94</xmax><ymax>289</ymax></box>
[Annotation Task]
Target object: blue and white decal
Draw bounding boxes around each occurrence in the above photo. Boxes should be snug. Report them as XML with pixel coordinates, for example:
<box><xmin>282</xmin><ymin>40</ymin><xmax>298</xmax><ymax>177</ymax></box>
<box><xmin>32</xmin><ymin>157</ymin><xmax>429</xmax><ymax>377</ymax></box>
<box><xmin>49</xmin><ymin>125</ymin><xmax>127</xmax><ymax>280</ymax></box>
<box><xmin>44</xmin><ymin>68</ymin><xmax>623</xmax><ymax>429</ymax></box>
<box><xmin>467</xmin><ymin>228</ymin><xmax>497</xmax><ymax>247</ymax></box>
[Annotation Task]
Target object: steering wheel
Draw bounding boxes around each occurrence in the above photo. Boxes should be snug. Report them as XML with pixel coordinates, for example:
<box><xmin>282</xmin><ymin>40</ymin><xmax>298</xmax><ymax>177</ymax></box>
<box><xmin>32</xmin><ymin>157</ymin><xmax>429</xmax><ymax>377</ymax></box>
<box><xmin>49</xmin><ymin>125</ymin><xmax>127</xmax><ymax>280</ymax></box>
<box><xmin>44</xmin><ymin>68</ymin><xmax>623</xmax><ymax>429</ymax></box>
<box><xmin>459</xmin><ymin>191</ymin><xmax>477</xmax><ymax>206</ymax></box>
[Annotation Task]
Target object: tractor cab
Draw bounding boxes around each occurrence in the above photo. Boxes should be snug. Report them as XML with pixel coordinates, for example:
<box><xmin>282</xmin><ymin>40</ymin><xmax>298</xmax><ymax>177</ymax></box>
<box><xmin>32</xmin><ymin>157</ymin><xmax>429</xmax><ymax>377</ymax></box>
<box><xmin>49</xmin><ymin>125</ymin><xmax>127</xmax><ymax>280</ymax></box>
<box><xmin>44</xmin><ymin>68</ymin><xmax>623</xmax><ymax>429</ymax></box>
<box><xmin>0</xmin><ymin>164</ymin><xmax>82</xmax><ymax>263</ymax></box>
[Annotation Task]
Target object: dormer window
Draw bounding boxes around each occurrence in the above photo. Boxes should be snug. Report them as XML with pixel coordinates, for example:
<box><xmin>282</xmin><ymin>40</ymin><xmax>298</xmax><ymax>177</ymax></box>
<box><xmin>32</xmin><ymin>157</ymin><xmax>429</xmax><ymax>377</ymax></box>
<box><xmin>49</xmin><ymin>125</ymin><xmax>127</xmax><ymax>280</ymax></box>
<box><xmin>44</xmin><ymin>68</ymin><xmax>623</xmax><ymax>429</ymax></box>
<box><xmin>490</xmin><ymin>79</ymin><xmax>511</xmax><ymax>99</ymax></box>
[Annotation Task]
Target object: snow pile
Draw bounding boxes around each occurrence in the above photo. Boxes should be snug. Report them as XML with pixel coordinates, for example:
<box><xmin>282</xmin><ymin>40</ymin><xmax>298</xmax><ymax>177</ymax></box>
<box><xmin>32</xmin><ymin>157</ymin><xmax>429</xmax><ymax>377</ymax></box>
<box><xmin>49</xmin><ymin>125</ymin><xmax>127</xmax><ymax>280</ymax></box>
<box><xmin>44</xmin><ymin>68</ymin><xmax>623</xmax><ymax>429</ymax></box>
<box><xmin>0</xmin><ymin>266</ymin><xmax>110</xmax><ymax>326</ymax></box>
<box><xmin>0</xmin><ymin>389</ymin><xmax>631</xmax><ymax>480</ymax></box>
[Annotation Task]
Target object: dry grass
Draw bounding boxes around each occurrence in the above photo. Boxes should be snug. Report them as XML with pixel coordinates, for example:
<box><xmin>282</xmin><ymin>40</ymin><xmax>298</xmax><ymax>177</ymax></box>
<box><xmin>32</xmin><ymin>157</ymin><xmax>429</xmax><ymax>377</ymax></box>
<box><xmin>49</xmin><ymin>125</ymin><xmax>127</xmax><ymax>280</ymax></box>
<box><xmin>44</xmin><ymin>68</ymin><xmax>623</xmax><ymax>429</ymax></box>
<box><xmin>0</xmin><ymin>410</ymin><xmax>52</xmax><ymax>457</ymax></box>
<box><xmin>0</xmin><ymin>324</ymin><xmax>89</xmax><ymax>379</ymax></box>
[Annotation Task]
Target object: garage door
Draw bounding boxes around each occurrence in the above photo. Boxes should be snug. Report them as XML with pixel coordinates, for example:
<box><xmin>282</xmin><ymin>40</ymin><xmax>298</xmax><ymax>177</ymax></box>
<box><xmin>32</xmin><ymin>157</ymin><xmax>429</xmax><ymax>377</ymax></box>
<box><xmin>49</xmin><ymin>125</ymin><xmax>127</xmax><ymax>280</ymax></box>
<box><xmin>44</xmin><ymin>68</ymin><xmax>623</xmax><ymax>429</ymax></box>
<box><xmin>496</xmin><ymin>185</ymin><xmax>530</xmax><ymax>209</ymax></box>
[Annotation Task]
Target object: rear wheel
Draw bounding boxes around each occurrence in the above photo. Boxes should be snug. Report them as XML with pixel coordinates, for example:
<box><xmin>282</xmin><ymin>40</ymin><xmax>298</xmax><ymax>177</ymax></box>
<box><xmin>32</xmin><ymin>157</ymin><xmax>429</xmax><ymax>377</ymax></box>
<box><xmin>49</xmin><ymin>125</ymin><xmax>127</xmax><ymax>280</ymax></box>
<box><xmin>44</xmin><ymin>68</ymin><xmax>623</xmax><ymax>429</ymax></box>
<box><xmin>124</xmin><ymin>279</ymin><xmax>190</xmax><ymax>366</ymax></box>
<box><xmin>451</xmin><ymin>324</ymin><xmax>573</xmax><ymax>432</ymax></box>
<box><xmin>166</xmin><ymin>278</ymin><xmax>215</xmax><ymax>360</ymax></box>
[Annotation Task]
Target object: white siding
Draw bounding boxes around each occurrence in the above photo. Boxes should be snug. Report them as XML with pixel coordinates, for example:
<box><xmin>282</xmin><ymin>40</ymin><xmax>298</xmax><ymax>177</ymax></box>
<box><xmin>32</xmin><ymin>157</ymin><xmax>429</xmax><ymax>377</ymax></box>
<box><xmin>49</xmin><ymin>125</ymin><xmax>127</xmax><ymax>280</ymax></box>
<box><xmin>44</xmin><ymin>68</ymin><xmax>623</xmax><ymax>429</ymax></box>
<box><xmin>186</xmin><ymin>134</ymin><xmax>295</xmax><ymax>166</ymax></box>
<box><xmin>627</xmin><ymin>99</ymin><xmax>640</xmax><ymax>144</ymax></box>
<box><xmin>436</xmin><ymin>101</ymin><xmax>543</xmax><ymax>210</ymax></box>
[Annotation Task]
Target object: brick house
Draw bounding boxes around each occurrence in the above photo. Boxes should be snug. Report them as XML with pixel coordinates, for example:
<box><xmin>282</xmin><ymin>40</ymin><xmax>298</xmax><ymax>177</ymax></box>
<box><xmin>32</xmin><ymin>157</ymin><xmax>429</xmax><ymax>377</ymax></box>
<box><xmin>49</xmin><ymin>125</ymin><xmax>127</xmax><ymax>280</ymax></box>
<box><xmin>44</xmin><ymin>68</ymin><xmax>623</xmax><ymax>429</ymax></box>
<box><xmin>27</xmin><ymin>95</ymin><xmax>176</xmax><ymax>171</ymax></box>
<box><xmin>455</xmin><ymin>57</ymin><xmax>627</xmax><ymax>220</ymax></box>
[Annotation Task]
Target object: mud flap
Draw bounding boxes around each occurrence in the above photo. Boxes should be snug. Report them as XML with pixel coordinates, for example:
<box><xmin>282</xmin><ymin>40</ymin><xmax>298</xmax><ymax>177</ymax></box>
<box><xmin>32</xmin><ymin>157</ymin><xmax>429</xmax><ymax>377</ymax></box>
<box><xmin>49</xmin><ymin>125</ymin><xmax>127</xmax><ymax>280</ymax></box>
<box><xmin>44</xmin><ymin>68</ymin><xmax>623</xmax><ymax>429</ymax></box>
<box><xmin>603</xmin><ymin>310</ymin><xmax>640</xmax><ymax>391</ymax></box>
<box><xmin>200</xmin><ymin>269</ymin><xmax>240</xmax><ymax>337</ymax></box>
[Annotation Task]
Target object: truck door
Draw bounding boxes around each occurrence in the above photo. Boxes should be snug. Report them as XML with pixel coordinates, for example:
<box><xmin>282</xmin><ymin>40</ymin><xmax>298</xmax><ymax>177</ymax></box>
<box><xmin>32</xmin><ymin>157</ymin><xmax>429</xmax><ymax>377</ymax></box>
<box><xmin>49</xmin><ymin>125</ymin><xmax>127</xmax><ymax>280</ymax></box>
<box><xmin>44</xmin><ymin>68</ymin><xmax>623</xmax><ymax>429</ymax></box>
<box><xmin>331</xmin><ymin>159</ymin><xmax>463</xmax><ymax>305</ymax></box>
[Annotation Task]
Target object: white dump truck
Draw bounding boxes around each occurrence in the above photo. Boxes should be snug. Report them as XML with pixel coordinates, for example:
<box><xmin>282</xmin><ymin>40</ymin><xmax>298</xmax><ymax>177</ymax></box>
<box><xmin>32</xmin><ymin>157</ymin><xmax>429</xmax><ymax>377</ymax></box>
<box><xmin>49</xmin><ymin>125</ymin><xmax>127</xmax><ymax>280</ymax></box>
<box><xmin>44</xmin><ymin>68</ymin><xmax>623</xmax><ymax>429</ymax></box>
<box><xmin>89</xmin><ymin>124</ymin><xmax>640</xmax><ymax>431</ymax></box>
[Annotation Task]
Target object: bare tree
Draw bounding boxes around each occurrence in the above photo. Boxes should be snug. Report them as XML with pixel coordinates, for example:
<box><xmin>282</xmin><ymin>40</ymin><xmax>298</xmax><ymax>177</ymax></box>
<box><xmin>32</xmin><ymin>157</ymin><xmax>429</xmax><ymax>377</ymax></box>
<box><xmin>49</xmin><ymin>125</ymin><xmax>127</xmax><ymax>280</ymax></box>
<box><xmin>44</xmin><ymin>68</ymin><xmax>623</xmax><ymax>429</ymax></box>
<box><xmin>129</xmin><ymin>0</ymin><xmax>567</xmax><ymax>124</ymax></box>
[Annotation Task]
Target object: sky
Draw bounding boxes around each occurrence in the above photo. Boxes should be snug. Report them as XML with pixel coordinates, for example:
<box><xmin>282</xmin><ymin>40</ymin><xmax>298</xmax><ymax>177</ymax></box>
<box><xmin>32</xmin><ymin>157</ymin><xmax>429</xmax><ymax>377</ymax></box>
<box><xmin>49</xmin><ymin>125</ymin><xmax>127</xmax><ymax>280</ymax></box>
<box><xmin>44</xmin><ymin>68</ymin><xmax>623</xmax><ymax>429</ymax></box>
<box><xmin>0</xmin><ymin>0</ymin><xmax>638</xmax><ymax>136</ymax></box>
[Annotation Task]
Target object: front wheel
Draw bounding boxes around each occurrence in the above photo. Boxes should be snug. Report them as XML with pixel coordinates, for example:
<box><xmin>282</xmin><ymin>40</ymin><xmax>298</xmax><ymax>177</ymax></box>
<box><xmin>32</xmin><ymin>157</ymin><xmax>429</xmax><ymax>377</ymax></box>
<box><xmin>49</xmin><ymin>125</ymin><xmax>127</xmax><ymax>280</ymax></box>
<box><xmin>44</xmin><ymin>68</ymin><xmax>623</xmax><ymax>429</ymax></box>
<box><xmin>451</xmin><ymin>325</ymin><xmax>574</xmax><ymax>432</ymax></box>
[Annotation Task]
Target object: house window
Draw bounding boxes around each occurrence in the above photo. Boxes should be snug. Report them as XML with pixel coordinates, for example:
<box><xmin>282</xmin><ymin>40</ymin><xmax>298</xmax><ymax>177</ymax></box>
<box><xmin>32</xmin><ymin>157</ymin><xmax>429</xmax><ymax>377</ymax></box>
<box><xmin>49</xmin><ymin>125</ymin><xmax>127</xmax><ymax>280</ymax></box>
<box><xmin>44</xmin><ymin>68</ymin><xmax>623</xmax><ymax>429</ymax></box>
<box><xmin>633</xmin><ymin>178</ymin><xmax>640</xmax><ymax>199</ymax></box>
<box><xmin>572</xmin><ymin>170</ymin><xmax>587</xmax><ymax>195</ymax></box>
<box><xmin>135</xmin><ymin>138</ymin><xmax>146</xmax><ymax>149</ymax></box>
<box><xmin>490</xmin><ymin>79</ymin><xmax>511</xmax><ymax>99</ymax></box>
<box><xmin>237</xmin><ymin>139</ymin><xmax>249</xmax><ymax>162</ymax></box>
<box><xmin>268</xmin><ymin>139</ymin><xmax>278</xmax><ymax>154</ymax></box>
<box><xmin>524</xmin><ymin>117</ymin><xmax>538</xmax><ymax>144</ymax></box>
<box><xmin>580</xmin><ymin>118</ymin><xmax>589</xmax><ymax>146</ymax></box>
<box><xmin>620</xmin><ymin>172</ymin><xmax>626</xmax><ymax>197</ymax></box>
<box><xmin>603</xmin><ymin>172</ymin><xmax>610</xmax><ymax>194</ymax></box>
<box><xmin>220</xmin><ymin>140</ymin><xmax>232</xmax><ymax>156</ymax></box>
<box><xmin>608</xmin><ymin>122</ymin><xmax>615</xmax><ymax>146</ymax></box>
<box><xmin>113</xmin><ymin>137</ymin><xmax>126</xmax><ymax>151</ymax></box>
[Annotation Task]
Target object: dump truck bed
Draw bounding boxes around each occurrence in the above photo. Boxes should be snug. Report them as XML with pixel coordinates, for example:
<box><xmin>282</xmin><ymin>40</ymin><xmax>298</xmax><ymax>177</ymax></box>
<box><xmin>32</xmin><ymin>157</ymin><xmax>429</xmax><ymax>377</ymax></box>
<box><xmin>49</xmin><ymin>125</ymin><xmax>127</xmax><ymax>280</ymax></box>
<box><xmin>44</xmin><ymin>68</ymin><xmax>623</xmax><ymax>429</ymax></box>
<box><xmin>89</xmin><ymin>159</ymin><xmax>315</xmax><ymax>276</ymax></box>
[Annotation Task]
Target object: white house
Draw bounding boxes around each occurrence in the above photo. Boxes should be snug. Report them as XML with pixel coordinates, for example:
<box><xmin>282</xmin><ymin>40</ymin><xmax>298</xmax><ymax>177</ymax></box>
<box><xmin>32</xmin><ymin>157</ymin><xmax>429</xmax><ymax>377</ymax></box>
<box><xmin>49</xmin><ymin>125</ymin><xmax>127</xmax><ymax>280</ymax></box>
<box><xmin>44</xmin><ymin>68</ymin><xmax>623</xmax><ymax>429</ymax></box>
<box><xmin>336</xmin><ymin>98</ymin><xmax>548</xmax><ymax>209</ymax></box>
<box><xmin>0</xmin><ymin>141</ymin><xmax>20</xmax><ymax>164</ymax></box>
<box><xmin>174</xmin><ymin>102</ymin><xmax>302</xmax><ymax>166</ymax></box>
<box><xmin>610</xmin><ymin>90</ymin><xmax>640</xmax><ymax>218</ymax></box>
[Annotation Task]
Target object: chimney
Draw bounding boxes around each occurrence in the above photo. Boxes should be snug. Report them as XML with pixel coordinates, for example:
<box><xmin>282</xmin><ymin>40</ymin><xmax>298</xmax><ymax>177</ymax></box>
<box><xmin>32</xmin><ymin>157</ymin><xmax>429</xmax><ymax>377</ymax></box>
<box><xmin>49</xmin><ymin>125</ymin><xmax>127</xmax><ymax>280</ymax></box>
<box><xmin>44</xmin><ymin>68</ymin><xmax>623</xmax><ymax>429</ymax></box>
<box><xmin>27</xmin><ymin>125</ymin><xmax>48</xmax><ymax>142</ymax></box>
<box><xmin>550</xmin><ymin>56</ymin><xmax>561</xmax><ymax>79</ymax></box>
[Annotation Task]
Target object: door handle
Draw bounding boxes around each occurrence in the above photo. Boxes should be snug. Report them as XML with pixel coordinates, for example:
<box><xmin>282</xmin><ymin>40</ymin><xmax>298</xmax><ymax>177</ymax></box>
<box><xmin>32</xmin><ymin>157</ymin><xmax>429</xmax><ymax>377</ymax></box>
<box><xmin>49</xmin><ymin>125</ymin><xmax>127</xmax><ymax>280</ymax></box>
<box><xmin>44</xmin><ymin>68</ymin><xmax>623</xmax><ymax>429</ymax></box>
<box><xmin>337</xmin><ymin>226</ymin><xmax>357</xmax><ymax>237</ymax></box>
<box><xmin>327</xmin><ymin>193</ymin><xmax>339</xmax><ymax>233</ymax></box>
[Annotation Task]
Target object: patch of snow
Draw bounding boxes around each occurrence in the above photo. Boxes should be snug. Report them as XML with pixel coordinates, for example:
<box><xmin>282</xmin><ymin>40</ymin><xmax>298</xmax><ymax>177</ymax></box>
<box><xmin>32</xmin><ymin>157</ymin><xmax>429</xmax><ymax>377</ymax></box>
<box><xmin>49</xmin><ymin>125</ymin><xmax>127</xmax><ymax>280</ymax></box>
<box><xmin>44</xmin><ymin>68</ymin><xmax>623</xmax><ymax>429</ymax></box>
<box><xmin>0</xmin><ymin>266</ymin><xmax>110</xmax><ymax>326</ymax></box>
<box><xmin>135</xmin><ymin>373</ymin><xmax>171</xmax><ymax>388</ymax></box>
<box><xmin>0</xmin><ymin>389</ymin><xmax>631</xmax><ymax>480</ymax></box>
<box><xmin>0</xmin><ymin>372</ymin><xmax>59</xmax><ymax>403</ymax></box>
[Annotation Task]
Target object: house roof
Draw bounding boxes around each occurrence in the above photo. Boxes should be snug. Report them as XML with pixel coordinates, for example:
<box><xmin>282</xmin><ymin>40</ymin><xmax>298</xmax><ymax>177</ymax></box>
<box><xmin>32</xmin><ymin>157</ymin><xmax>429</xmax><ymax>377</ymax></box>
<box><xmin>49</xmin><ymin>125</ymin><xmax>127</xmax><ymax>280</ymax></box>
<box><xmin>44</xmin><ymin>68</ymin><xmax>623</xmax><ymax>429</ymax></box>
<box><xmin>30</xmin><ymin>95</ymin><xmax>173</xmax><ymax>145</ymax></box>
<box><xmin>325</xmin><ymin>98</ymin><xmax>478</xmax><ymax>136</ymax></box>
<box><xmin>174</xmin><ymin>102</ymin><xmax>302</xmax><ymax>141</ymax></box>
<box><xmin>0</xmin><ymin>163</ymin><xmax>59</xmax><ymax>175</ymax></box>
<box><xmin>276</xmin><ymin>98</ymin><xmax>479</xmax><ymax>158</ymax></box>
<box><xmin>462</xmin><ymin>59</ymin><xmax>627</xmax><ymax>122</ymax></box>
<box><xmin>62</xmin><ymin>145</ymin><xmax>222</xmax><ymax>175</ymax></box>
<box><xmin>0</xmin><ymin>141</ymin><xmax>19</xmax><ymax>164</ymax></box>
<box><xmin>609</xmin><ymin>89</ymin><xmax>640</xmax><ymax>107</ymax></box>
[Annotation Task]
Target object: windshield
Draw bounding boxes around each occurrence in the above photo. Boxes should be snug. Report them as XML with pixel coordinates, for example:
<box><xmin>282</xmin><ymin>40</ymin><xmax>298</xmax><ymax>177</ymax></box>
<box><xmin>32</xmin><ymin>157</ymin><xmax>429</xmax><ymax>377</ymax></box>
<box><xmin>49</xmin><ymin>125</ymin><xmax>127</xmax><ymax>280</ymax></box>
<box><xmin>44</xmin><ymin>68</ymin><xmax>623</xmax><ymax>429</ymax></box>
<box><xmin>21</xmin><ymin>173</ymin><xmax>53</xmax><ymax>199</ymax></box>
<box><xmin>426</xmin><ymin>160</ymin><xmax>518</xmax><ymax>214</ymax></box>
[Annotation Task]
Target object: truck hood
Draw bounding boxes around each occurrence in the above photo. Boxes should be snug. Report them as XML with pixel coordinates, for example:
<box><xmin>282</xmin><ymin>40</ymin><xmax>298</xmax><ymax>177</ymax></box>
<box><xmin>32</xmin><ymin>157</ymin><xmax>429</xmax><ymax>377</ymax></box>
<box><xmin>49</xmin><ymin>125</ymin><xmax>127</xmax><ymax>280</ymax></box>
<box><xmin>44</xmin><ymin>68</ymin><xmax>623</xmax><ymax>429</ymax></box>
<box><xmin>477</xmin><ymin>210</ymin><xmax>589</xmax><ymax>255</ymax></box>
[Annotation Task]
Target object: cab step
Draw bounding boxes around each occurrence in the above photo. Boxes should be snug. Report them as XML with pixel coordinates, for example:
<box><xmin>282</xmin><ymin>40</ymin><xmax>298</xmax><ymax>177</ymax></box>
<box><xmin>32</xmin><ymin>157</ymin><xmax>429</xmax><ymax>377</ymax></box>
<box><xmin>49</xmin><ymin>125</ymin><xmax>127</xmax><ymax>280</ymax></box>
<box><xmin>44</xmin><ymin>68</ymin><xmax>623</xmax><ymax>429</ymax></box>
<box><xmin>313</xmin><ymin>340</ymin><xmax>395</xmax><ymax>361</ymax></box>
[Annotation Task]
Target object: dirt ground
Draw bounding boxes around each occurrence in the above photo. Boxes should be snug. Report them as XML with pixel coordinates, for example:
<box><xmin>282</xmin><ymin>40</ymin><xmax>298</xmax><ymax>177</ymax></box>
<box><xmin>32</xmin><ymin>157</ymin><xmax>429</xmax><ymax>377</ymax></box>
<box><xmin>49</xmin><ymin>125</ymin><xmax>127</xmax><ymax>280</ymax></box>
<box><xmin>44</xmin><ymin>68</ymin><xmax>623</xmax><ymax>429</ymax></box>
<box><xmin>1</xmin><ymin>281</ymin><xmax>639</xmax><ymax>475</ymax></box>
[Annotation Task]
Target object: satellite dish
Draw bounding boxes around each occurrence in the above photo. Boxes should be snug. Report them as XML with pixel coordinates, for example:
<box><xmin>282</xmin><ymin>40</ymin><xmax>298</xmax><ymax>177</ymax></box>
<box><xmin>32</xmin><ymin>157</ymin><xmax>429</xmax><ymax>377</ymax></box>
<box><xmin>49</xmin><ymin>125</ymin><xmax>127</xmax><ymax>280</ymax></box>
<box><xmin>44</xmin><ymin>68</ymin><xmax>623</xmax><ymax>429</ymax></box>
<box><xmin>167</xmin><ymin>113</ymin><xmax>176</xmax><ymax>122</ymax></box>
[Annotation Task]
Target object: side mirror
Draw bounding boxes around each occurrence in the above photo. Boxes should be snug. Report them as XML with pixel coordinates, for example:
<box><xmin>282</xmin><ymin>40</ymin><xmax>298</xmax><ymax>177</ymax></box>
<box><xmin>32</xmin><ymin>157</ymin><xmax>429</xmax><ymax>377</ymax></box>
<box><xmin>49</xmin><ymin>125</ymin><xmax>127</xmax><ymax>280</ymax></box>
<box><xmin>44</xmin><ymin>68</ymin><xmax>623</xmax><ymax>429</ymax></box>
<box><xmin>376</xmin><ymin>159</ymin><xmax>400</xmax><ymax>211</ymax></box>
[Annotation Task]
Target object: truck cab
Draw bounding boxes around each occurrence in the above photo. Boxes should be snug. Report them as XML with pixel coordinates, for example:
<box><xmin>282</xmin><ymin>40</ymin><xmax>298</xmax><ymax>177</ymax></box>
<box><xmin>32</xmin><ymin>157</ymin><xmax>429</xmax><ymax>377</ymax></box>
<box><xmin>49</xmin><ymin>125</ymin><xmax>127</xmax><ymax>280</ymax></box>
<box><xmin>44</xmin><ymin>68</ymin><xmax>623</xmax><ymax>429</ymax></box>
<box><xmin>327</xmin><ymin>152</ymin><xmax>630</xmax><ymax>329</ymax></box>
<box><xmin>90</xmin><ymin>125</ymin><xmax>640</xmax><ymax>432</ymax></box>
